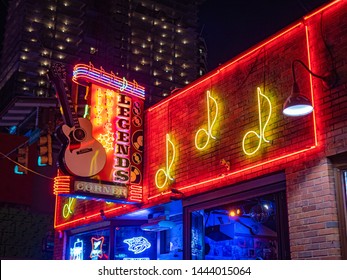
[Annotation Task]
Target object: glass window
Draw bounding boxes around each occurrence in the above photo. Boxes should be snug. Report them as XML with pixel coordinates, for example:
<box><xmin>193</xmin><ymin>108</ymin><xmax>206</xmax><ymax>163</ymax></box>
<box><xmin>191</xmin><ymin>192</ymin><xmax>286</xmax><ymax>260</ymax></box>
<box><xmin>67</xmin><ymin>228</ymin><xmax>110</xmax><ymax>260</ymax></box>
<box><xmin>114</xmin><ymin>226</ymin><xmax>156</xmax><ymax>260</ymax></box>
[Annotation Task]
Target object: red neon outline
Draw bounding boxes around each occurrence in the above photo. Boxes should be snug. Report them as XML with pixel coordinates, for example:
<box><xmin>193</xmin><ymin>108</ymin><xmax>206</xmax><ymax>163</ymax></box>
<box><xmin>304</xmin><ymin>0</ymin><xmax>341</xmax><ymax>20</ymax></box>
<box><xmin>55</xmin><ymin>0</ymin><xmax>340</xmax><ymax>226</ymax></box>
<box><xmin>147</xmin><ymin>1</ymin><xmax>341</xmax><ymax>113</ymax></box>
<box><xmin>148</xmin><ymin>17</ymin><xmax>322</xmax><ymax>200</ymax></box>
<box><xmin>148</xmin><ymin>146</ymin><xmax>316</xmax><ymax>200</ymax></box>
<box><xmin>305</xmin><ymin>25</ymin><xmax>318</xmax><ymax>147</ymax></box>
<box><xmin>148</xmin><ymin>22</ymin><xmax>302</xmax><ymax>112</ymax></box>
<box><xmin>54</xmin><ymin>199</ymin><xmax>127</xmax><ymax>229</ymax></box>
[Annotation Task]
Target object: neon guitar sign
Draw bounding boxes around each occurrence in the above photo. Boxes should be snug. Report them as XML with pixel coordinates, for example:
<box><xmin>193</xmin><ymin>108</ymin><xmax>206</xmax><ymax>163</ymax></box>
<box><xmin>48</xmin><ymin>63</ymin><xmax>107</xmax><ymax>177</ymax></box>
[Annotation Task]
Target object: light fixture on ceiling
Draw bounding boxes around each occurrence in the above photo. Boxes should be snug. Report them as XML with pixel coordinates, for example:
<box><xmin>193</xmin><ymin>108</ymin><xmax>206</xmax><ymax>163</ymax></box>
<box><xmin>283</xmin><ymin>59</ymin><xmax>337</xmax><ymax>117</ymax></box>
<box><xmin>141</xmin><ymin>212</ymin><xmax>176</xmax><ymax>232</ymax></box>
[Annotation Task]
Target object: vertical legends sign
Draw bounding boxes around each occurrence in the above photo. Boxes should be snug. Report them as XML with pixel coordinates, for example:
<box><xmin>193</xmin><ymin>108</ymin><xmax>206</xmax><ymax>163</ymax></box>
<box><xmin>113</xmin><ymin>93</ymin><xmax>132</xmax><ymax>184</ymax></box>
<box><xmin>89</xmin><ymin>84</ymin><xmax>144</xmax><ymax>189</ymax></box>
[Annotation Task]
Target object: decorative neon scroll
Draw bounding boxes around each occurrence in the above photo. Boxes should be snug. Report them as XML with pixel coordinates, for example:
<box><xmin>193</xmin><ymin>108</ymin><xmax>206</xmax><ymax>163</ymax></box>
<box><xmin>195</xmin><ymin>90</ymin><xmax>219</xmax><ymax>150</ymax></box>
<box><xmin>155</xmin><ymin>134</ymin><xmax>176</xmax><ymax>189</ymax></box>
<box><xmin>73</xmin><ymin>64</ymin><xmax>145</xmax><ymax>99</ymax></box>
<box><xmin>242</xmin><ymin>87</ymin><xmax>272</xmax><ymax>155</ymax></box>
<box><xmin>123</xmin><ymin>236</ymin><xmax>151</xmax><ymax>254</ymax></box>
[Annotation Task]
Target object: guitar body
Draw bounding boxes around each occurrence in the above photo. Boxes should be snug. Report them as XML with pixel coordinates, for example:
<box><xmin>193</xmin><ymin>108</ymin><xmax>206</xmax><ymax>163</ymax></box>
<box><xmin>57</xmin><ymin>117</ymin><xmax>107</xmax><ymax>177</ymax></box>
<box><xmin>48</xmin><ymin>63</ymin><xmax>107</xmax><ymax>178</ymax></box>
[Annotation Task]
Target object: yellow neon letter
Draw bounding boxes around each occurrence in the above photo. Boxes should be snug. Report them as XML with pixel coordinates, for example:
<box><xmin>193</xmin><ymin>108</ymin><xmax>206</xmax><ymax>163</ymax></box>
<box><xmin>195</xmin><ymin>91</ymin><xmax>219</xmax><ymax>150</ymax></box>
<box><xmin>242</xmin><ymin>87</ymin><xmax>272</xmax><ymax>156</ymax></box>
<box><xmin>155</xmin><ymin>134</ymin><xmax>176</xmax><ymax>189</ymax></box>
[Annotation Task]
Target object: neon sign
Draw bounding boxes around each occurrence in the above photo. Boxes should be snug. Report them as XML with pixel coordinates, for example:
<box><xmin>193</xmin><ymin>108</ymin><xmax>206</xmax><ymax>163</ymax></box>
<box><xmin>70</xmin><ymin>238</ymin><xmax>83</xmax><ymax>260</ymax></box>
<box><xmin>73</xmin><ymin>64</ymin><xmax>145</xmax><ymax>99</ymax></box>
<box><xmin>97</xmin><ymin>89</ymin><xmax>115</xmax><ymax>152</ymax></box>
<box><xmin>123</xmin><ymin>236</ymin><xmax>151</xmax><ymax>254</ymax></box>
<box><xmin>242</xmin><ymin>87</ymin><xmax>272</xmax><ymax>156</ymax></box>
<box><xmin>63</xmin><ymin>197</ymin><xmax>75</xmax><ymax>218</ymax></box>
<box><xmin>155</xmin><ymin>134</ymin><xmax>176</xmax><ymax>189</ymax></box>
<box><xmin>90</xmin><ymin>236</ymin><xmax>104</xmax><ymax>259</ymax></box>
<box><xmin>74</xmin><ymin>180</ymin><xmax>127</xmax><ymax>199</ymax></box>
<box><xmin>195</xmin><ymin>91</ymin><xmax>219</xmax><ymax>150</ymax></box>
<box><xmin>113</xmin><ymin>93</ymin><xmax>132</xmax><ymax>184</ymax></box>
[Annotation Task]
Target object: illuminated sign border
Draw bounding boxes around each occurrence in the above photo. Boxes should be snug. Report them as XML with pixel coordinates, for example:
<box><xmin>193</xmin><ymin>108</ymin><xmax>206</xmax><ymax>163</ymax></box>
<box><xmin>148</xmin><ymin>20</ymin><xmax>319</xmax><ymax>200</ymax></box>
<box><xmin>73</xmin><ymin>64</ymin><xmax>145</xmax><ymax>99</ymax></box>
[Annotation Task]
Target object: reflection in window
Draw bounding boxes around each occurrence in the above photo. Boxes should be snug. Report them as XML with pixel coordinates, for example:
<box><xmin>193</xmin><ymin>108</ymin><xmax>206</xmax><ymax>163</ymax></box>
<box><xmin>191</xmin><ymin>193</ymin><xmax>282</xmax><ymax>260</ymax></box>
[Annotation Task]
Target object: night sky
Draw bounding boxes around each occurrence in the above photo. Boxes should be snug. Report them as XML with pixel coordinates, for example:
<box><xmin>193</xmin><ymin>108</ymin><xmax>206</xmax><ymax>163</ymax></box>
<box><xmin>0</xmin><ymin>0</ymin><xmax>332</xmax><ymax>72</ymax></box>
<box><xmin>199</xmin><ymin>0</ymin><xmax>331</xmax><ymax>70</ymax></box>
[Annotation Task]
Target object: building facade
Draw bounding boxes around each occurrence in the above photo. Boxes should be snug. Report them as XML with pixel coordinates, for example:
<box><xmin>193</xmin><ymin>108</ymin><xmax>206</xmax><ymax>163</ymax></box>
<box><xmin>52</xmin><ymin>1</ymin><xmax>347</xmax><ymax>260</ymax></box>
<box><xmin>0</xmin><ymin>0</ymin><xmax>207</xmax><ymax>129</ymax></box>
<box><xmin>0</xmin><ymin>0</ymin><xmax>206</xmax><ymax>260</ymax></box>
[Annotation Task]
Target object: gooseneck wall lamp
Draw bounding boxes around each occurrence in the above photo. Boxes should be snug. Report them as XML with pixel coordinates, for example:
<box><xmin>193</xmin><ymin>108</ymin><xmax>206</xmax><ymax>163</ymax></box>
<box><xmin>283</xmin><ymin>59</ymin><xmax>336</xmax><ymax>117</ymax></box>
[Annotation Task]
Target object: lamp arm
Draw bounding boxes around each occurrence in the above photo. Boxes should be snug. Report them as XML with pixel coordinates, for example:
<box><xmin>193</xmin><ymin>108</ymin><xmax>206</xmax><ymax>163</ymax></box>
<box><xmin>292</xmin><ymin>59</ymin><xmax>327</xmax><ymax>81</ymax></box>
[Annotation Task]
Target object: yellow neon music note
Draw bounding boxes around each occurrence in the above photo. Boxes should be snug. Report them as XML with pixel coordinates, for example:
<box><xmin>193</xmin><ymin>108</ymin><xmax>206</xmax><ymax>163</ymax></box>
<box><xmin>63</xmin><ymin>197</ymin><xmax>75</xmax><ymax>218</ymax></box>
<box><xmin>242</xmin><ymin>87</ymin><xmax>272</xmax><ymax>156</ymax></box>
<box><xmin>195</xmin><ymin>91</ymin><xmax>219</xmax><ymax>150</ymax></box>
<box><xmin>155</xmin><ymin>134</ymin><xmax>176</xmax><ymax>189</ymax></box>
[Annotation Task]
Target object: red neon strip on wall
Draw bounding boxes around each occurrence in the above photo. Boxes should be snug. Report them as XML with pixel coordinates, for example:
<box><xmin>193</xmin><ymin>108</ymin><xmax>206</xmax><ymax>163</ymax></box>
<box><xmin>148</xmin><ymin>22</ymin><xmax>302</xmax><ymax>112</ymax></box>
<box><xmin>54</xmin><ymin>201</ymin><xmax>127</xmax><ymax>229</ymax></box>
<box><xmin>304</xmin><ymin>0</ymin><xmax>341</xmax><ymax>20</ymax></box>
<box><xmin>148</xmin><ymin>145</ymin><xmax>317</xmax><ymax>200</ymax></box>
<box><xmin>148</xmin><ymin>1</ymin><xmax>340</xmax><ymax>113</ymax></box>
<box><xmin>148</xmin><ymin>23</ymin><xmax>320</xmax><ymax>200</ymax></box>
<box><xmin>305</xmin><ymin>25</ymin><xmax>318</xmax><ymax>147</ymax></box>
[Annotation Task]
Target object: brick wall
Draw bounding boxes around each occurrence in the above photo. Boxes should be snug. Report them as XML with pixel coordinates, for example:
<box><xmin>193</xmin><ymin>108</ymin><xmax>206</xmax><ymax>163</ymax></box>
<box><xmin>142</xmin><ymin>1</ymin><xmax>347</xmax><ymax>259</ymax></box>
<box><xmin>285</xmin><ymin>1</ymin><xmax>347</xmax><ymax>259</ymax></box>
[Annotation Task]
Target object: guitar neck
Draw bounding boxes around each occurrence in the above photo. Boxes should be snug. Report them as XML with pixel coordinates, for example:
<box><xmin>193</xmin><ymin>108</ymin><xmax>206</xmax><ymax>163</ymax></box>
<box><xmin>49</xmin><ymin>64</ymin><xmax>80</xmax><ymax>128</ymax></box>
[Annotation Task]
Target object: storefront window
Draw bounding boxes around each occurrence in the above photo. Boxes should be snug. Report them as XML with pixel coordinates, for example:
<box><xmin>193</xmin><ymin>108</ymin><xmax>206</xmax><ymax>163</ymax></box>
<box><xmin>191</xmin><ymin>192</ymin><xmax>286</xmax><ymax>260</ymax></box>
<box><xmin>114</xmin><ymin>226</ymin><xmax>156</xmax><ymax>260</ymax></box>
<box><xmin>67</xmin><ymin>228</ymin><xmax>110</xmax><ymax>260</ymax></box>
<box><xmin>158</xmin><ymin>217</ymin><xmax>183</xmax><ymax>260</ymax></box>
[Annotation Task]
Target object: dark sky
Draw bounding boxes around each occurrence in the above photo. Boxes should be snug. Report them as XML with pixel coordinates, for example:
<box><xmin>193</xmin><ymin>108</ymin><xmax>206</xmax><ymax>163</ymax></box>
<box><xmin>199</xmin><ymin>0</ymin><xmax>331</xmax><ymax>70</ymax></box>
<box><xmin>0</xmin><ymin>0</ymin><xmax>332</xmax><ymax>71</ymax></box>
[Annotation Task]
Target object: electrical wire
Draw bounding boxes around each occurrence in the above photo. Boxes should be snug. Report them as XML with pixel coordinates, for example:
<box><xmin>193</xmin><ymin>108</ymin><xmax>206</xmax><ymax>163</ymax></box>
<box><xmin>0</xmin><ymin>151</ymin><xmax>54</xmax><ymax>180</ymax></box>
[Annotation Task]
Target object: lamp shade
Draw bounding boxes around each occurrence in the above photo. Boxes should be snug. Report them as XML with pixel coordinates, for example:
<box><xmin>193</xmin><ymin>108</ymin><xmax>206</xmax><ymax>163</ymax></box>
<box><xmin>282</xmin><ymin>82</ymin><xmax>313</xmax><ymax>117</ymax></box>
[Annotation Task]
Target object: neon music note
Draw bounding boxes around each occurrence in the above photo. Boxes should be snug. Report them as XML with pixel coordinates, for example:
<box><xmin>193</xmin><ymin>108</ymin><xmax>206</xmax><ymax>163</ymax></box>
<box><xmin>155</xmin><ymin>134</ymin><xmax>176</xmax><ymax>189</ymax></box>
<box><xmin>132</xmin><ymin>79</ymin><xmax>138</xmax><ymax>93</ymax></box>
<box><xmin>195</xmin><ymin>90</ymin><xmax>219</xmax><ymax>150</ymax></box>
<box><xmin>110</xmin><ymin>71</ymin><xmax>116</xmax><ymax>85</ymax></box>
<box><xmin>120</xmin><ymin>77</ymin><xmax>128</xmax><ymax>91</ymax></box>
<box><xmin>63</xmin><ymin>197</ymin><xmax>75</xmax><ymax>218</ymax></box>
<box><xmin>242</xmin><ymin>87</ymin><xmax>272</xmax><ymax>156</ymax></box>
